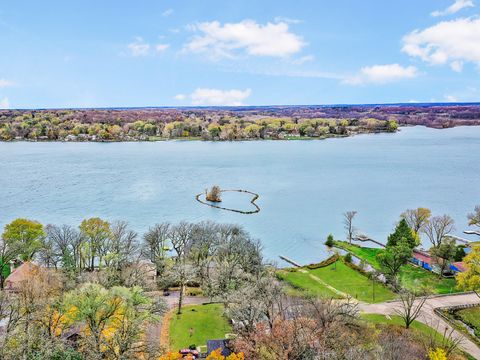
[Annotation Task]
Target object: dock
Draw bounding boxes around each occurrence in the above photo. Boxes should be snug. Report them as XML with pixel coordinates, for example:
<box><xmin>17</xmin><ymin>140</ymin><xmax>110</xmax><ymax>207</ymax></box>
<box><xmin>353</xmin><ymin>234</ymin><xmax>386</xmax><ymax>248</ymax></box>
<box><xmin>279</xmin><ymin>255</ymin><xmax>302</xmax><ymax>267</ymax></box>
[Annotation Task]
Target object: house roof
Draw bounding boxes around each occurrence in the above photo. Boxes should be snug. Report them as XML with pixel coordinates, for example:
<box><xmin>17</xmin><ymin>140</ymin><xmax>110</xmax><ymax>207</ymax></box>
<box><xmin>4</xmin><ymin>262</ymin><xmax>40</xmax><ymax>289</ymax></box>
<box><xmin>412</xmin><ymin>250</ymin><xmax>432</xmax><ymax>265</ymax></box>
<box><xmin>207</xmin><ymin>339</ymin><xmax>232</xmax><ymax>357</ymax></box>
<box><xmin>451</xmin><ymin>262</ymin><xmax>466</xmax><ymax>272</ymax></box>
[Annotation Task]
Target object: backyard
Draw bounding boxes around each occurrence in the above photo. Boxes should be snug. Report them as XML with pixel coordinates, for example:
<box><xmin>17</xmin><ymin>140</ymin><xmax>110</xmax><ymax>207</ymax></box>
<box><xmin>169</xmin><ymin>303</ymin><xmax>232</xmax><ymax>351</ymax></box>
<box><xmin>334</xmin><ymin>241</ymin><xmax>458</xmax><ymax>294</ymax></box>
<box><xmin>277</xmin><ymin>259</ymin><xmax>396</xmax><ymax>303</ymax></box>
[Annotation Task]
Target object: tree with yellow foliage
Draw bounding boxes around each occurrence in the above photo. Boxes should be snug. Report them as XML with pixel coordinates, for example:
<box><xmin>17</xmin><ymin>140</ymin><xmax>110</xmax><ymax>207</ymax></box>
<box><xmin>206</xmin><ymin>348</ymin><xmax>245</xmax><ymax>360</ymax></box>
<box><xmin>456</xmin><ymin>245</ymin><xmax>480</xmax><ymax>298</ymax></box>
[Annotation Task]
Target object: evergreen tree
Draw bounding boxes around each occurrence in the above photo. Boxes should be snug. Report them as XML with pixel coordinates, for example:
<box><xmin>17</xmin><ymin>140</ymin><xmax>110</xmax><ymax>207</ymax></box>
<box><xmin>387</xmin><ymin>219</ymin><xmax>417</xmax><ymax>249</ymax></box>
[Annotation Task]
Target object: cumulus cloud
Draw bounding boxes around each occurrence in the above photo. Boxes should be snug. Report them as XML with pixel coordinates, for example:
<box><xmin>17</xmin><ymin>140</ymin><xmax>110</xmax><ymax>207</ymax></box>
<box><xmin>183</xmin><ymin>20</ymin><xmax>305</xmax><ymax>59</ymax></box>
<box><xmin>402</xmin><ymin>17</ymin><xmax>480</xmax><ymax>71</ymax></box>
<box><xmin>127</xmin><ymin>37</ymin><xmax>150</xmax><ymax>57</ymax></box>
<box><xmin>0</xmin><ymin>97</ymin><xmax>10</xmax><ymax>109</ymax></box>
<box><xmin>344</xmin><ymin>64</ymin><xmax>419</xmax><ymax>85</ymax></box>
<box><xmin>431</xmin><ymin>0</ymin><xmax>474</xmax><ymax>17</ymax></box>
<box><xmin>175</xmin><ymin>88</ymin><xmax>252</xmax><ymax>106</ymax></box>
<box><xmin>0</xmin><ymin>79</ymin><xmax>13</xmax><ymax>88</ymax></box>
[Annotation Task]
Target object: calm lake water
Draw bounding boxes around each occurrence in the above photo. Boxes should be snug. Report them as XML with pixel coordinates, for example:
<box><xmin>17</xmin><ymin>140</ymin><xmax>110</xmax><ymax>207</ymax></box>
<box><xmin>1</xmin><ymin>126</ymin><xmax>479</xmax><ymax>265</ymax></box>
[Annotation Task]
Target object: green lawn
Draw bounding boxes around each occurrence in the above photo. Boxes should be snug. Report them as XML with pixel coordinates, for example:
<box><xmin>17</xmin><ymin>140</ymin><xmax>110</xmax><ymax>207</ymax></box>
<box><xmin>276</xmin><ymin>269</ymin><xmax>339</xmax><ymax>298</ymax></box>
<box><xmin>334</xmin><ymin>241</ymin><xmax>458</xmax><ymax>294</ymax></box>
<box><xmin>169</xmin><ymin>303</ymin><xmax>232</xmax><ymax>350</ymax></box>
<box><xmin>309</xmin><ymin>261</ymin><xmax>396</xmax><ymax>303</ymax></box>
<box><xmin>277</xmin><ymin>260</ymin><xmax>396</xmax><ymax>303</ymax></box>
<box><xmin>456</xmin><ymin>307</ymin><xmax>480</xmax><ymax>338</ymax></box>
<box><xmin>361</xmin><ymin>314</ymin><xmax>447</xmax><ymax>343</ymax></box>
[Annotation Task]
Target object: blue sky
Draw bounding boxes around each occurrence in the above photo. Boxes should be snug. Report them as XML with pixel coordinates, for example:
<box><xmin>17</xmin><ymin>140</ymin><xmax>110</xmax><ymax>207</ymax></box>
<box><xmin>1</xmin><ymin>0</ymin><xmax>479</xmax><ymax>108</ymax></box>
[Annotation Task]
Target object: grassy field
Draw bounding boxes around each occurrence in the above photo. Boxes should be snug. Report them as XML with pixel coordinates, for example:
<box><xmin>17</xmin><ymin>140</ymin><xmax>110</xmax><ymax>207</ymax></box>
<box><xmin>276</xmin><ymin>269</ymin><xmax>339</xmax><ymax>298</ymax></box>
<box><xmin>277</xmin><ymin>260</ymin><xmax>396</xmax><ymax>303</ymax></box>
<box><xmin>309</xmin><ymin>261</ymin><xmax>396</xmax><ymax>303</ymax></box>
<box><xmin>456</xmin><ymin>307</ymin><xmax>480</xmax><ymax>338</ymax></box>
<box><xmin>334</xmin><ymin>241</ymin><xmax>458</xmax><ymax>294</ymax></box>
<box><xmin>361</xmin><ymin>314</ymin><xmax>448</xmax><ymax>343</ymax></box>
<box><xmin>169</xmin><ymin>303</ymin><xmax>232</xmax><ymax>350</ymax></box>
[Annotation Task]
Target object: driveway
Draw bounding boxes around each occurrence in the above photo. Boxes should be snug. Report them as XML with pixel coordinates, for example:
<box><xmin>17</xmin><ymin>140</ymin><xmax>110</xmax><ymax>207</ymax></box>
<box><xmin>359</xmin><ymin>292</ymin><xmax>480</xmax><ymax>359</ymax></box>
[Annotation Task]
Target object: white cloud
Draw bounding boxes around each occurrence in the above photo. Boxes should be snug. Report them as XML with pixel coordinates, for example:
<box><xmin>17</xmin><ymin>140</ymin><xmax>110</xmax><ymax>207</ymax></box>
<box><xmin>431</xmin><ymin>0</ymin><xmax>474</xmax><ymax>17</ymax></box>
<box><xmin>344</xmin><ymin>64</ymin><xmax>419</xmax><ymax>85</ymax></box>
<box><xmin>0</xmin><ymin>97</ymin><xmax>10</xmax><ymax>109</ymax></box>
<box><xmin>0</xmin><ymin>79</ymin><xmax>13</xmax><ymax>88</ymax></box>
<box><xmin>127</xmin><ymin>37</ymin><xmax>150</xmax><ymax>57</ymax></box>
<box><xmin>155</xmin><ymin>43</ymin><xmax>170</xmax><ymax>53</ymax></box>
<box><xmin>177</xmin><ymin>88</ymin><xmax>252</xmax><ymax>106</ymax></box>
<box><xmin>450</xmin><ymin>60</ymin><xmax>464</xmax><ymax>72</ymax></box>
<box><xmin>290</xmin><ymin>55</ymin><xmax>315</xmax><ymax>65</ymax></box>
<box><xmin>162</xmin><ymin>8</ymin><xmax>174</xmax><ymax>17</ymax></box>
<box><xmin>402</xmin><ymin>17</ymin><xmax>480</xmax><ymax>70</ymax></box>
<box><xmin>184</xmin><ymin>20</ymin><xmax>305</xmax><ymax>59</ymax></box>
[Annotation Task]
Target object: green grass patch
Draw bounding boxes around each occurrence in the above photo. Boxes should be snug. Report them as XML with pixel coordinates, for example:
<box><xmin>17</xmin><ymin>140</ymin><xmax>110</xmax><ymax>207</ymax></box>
<box><xmin>276</xmin><ymin>269</ymin><xmax>339</xmax><ymax>298</ymax></box>
<box><xmin>334</xmin><ymin>241</ymin><xmax>459</xmax><ymax>294</ymax></box>
<box><xmin>456</xmin><ymin>307</ymin><xmax>480</xmax><ymax>338</ymax></box>
<box><xmin>308</xmin><ymin>261</ymin><xmax>396</xmax><ymax>303</ymax></box>
<box><xmin>361</xmin><ymin>314</ymin><xmax>446</xmax><ymax>343</ymax></box>
<box><xmin>169</xmin><ymin>303</ymin><xmax>232</xmax><ymax>351</ymax></box>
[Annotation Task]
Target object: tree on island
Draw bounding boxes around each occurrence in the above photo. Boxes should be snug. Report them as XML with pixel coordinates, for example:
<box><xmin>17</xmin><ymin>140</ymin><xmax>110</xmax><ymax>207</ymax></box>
<box><xmin>206</xmin><ymin>185</ymin><xmax>222</xmax><ymax>202</ymax></box>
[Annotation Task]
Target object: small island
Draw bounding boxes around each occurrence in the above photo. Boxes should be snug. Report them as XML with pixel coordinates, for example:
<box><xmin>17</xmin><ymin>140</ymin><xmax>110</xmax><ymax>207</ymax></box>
<box><xmin>205</xmin><ymin>185</ymin><xmax>222</xmax><ymax>202</ymax></box>
<box><xmin>196</xmin><ymin>187</ymin><xmax>260</xmax><ymax>214</ymax></box>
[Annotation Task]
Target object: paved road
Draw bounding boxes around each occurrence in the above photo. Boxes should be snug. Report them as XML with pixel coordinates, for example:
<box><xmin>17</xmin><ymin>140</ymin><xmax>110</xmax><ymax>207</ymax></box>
<box><xmin>161</xmin><ymin>291</ymin><xmax>210</xmax><ymax>309</ymax></box>
<box><xmin>360</xmin><ymin>293</ymin><xmax>480</xmax><ymax>359</ymax></box>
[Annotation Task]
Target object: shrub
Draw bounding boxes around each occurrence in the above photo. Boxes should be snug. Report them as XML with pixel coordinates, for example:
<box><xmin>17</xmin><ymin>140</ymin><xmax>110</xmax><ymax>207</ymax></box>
<box><xmin>307</xmin><ymin>254</ymin><xmax>339</xmax><ymax>269</ymax></box>
<box><xmin>325</xmin><ymin>234</ymin><xmax>334</xmax><ymax>247</ymax></box>
<box><xmin>344</xmin><ymin>252</ymin><xmax>352</xmax><ymax>263</ymax></box>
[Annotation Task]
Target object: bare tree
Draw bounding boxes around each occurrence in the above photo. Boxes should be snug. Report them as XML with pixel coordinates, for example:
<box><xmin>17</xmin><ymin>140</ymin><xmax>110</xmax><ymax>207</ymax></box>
<box><xmin>170</xmin><ymin>222</ymin><xmax>195</xmax><ymax>314</ymax></box>
<box><xmin>143</xmin><ymin>222</ymin><xmax>171</xmax><ymax>277</ymax></box>
<box><xmin>422</xmin><ymin>215</ymin><xmax>455</xmax><ymax>248</ymax></box>
<box><xmin>343</xmin><ymin>211</ymin><xmax>357</xmax><ymax>244</ymax></box>
<box><xmin>45</xmin><ymin>224</ymin><xmax>82</xmax><ymax>273</ymax></box>
<box><xmin>394</xmin><ymin>291</ymin><xmax>428</xmax><ymax>329</ymax></box>
<box><xmin>401</xmin><ymin>207</ymin><xmax>431</xmax><ymax>233</ymax></box>
<box><xmin>467</xmin><ymin>205</ymin><xmax>480</xmax><ymax>229</ymax></box>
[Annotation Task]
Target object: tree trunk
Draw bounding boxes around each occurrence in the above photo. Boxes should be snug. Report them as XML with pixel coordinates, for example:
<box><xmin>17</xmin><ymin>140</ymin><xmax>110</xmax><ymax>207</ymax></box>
<box><xmin>177</xmin><ymin>282</ymin><xmax>185</xmax><ymax>315</ymax></box>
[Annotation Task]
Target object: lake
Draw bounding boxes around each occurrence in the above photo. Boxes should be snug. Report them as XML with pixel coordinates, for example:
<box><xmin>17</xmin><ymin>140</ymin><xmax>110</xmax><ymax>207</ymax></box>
<box><xmin>0</xmin><ymin>126</ymin><xmax>479</xmax><ymax>265</ymax></box>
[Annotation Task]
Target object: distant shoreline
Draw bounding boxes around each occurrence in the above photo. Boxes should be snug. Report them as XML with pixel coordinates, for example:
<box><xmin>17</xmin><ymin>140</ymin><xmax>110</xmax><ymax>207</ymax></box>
<box><xmin>1</xmin><ymin>104</ymin><xmax>479</xmax><ymax>142</ymax></box>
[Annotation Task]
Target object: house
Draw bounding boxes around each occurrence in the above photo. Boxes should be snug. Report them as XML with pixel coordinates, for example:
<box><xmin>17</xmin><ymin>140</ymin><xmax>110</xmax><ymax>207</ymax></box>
<box><xmin>450</xmin><ymin>262</ymin><xmax>466</xmax><ymax>274</ymax></box>
<box><xmin>411</xmin><ymin>250</ymin><xmax>433</xmax><ymax>271</ymax></box>
<box><xmin>4</xmin><ymin>261</ymin><xmax>41</xmax><ymax>291</ymax></box>
<box><xmin>207</xmin><ymin>339</ymin><xmax>232</xmax><ymax>357</ymax></box>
